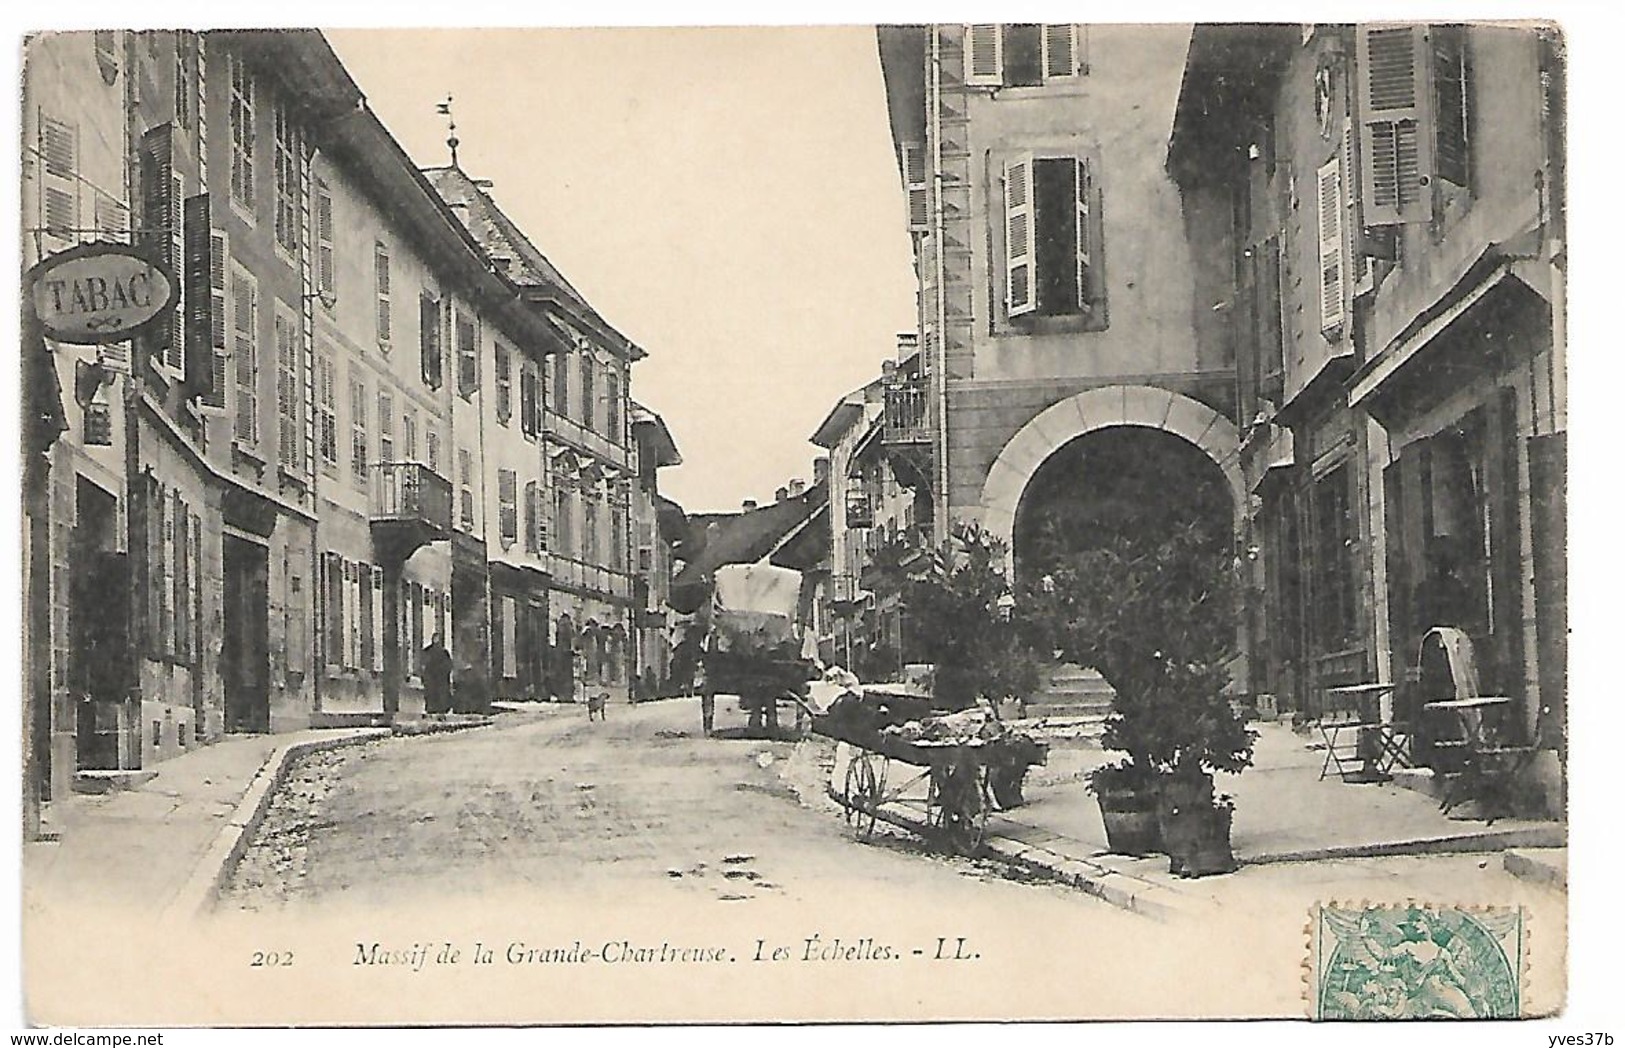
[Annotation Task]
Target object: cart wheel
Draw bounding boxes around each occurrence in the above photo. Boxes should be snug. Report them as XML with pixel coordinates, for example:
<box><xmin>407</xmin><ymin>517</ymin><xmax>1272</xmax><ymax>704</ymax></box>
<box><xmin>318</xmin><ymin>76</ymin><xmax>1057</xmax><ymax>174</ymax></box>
<box><xmin>844</xmin><ymin>754</ymin><xmax>880</xmax><ymax>842</ymax></box>
<box><xmin>938</xmin><ymin>763</ymin><xmax>988</xmax><ymax>857</ymax></box>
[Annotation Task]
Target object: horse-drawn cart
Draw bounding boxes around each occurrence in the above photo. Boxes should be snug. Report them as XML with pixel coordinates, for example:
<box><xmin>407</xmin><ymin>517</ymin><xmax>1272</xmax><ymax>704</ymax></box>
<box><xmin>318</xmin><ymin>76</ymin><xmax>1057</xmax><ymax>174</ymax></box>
<box><xmin>813</xmin><ymin>690</ymin><xmax>1047</xmax><ymax>856</ymax></box>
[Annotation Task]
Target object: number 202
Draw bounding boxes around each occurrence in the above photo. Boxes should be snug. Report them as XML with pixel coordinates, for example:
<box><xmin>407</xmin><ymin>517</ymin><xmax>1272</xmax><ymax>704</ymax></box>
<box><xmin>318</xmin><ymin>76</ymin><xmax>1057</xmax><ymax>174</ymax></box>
<box><xmin>250</xmin><ymin>950</ymin><xmax>294</xmax><ymax>967</ymax></box>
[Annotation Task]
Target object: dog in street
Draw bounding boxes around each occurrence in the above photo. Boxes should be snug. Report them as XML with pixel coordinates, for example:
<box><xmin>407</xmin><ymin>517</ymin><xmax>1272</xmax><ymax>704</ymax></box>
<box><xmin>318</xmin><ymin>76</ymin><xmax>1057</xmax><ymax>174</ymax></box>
<box><xmin>587</xmin><ymin>691</ymin><xmax>608</xmax><ymax>722</ymax></box>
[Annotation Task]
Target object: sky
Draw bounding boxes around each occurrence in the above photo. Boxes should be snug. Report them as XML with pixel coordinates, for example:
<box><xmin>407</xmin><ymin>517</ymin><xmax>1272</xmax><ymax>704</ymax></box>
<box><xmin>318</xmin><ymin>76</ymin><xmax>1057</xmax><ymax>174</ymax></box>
<box><xmin>326</xmin><ymin>27</ymin><xmax>919</xmax><ymax>514</ymax></box>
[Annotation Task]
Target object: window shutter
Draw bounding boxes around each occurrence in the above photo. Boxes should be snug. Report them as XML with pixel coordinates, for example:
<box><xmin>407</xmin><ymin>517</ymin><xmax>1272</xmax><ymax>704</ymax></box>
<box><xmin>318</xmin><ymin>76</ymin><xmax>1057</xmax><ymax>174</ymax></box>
<box><xmin>1043</xmin><ymin>24</ymin><xmax>1077</xmax><ymax>79</ymax></box>
<box><xmin>420</xmin><ymin>294</ymin><xmax>442</xmax><ymax>388</ymax></box>
<box><xmin>1431</xmin><ymin>25</ymin><xmax>1470</xmax><ymax>189</ymax></box>
<box><xmin>901</xmin><ymin>143</ymin><xmax>930</xmax><ymax>233</ymax></box>
<box><xmin>198</xmin><ymin>226</ymin><xmax>230</xmax><ymax>409</ymax></box>
<box><xmin>1316</xmin><ymin>156</ymin><xmax>1347</xmax><ymax>336</ymax></box>
<box><xmin>457</xmin><ymin>313</ymin><xmax>478</xmax><ymax>396</ymax></box>
<box><xmin>374</xmin><ymin>243</ymin><xmax>391</xmax><ymax>345</ymax></box>
<box><xmin>182</xmin><ymin>195</ymin><xmax>218</xmax><ymax>399</ymax></box>
<box><xmin>966</xmin><ymin>25</ymin><xmax>1002</xmax><ymax>85</ymax></box>
<box><xmin>40</xmin><ymin>115</ymin><xmax>78</xmax><ymax>240</ymax></box>
<box><xmin>232</xmin><ymin>272</ymin><xmax>258</xmax><ymax>443</ymax></box>
<box><xmin>138</xmin><ymin>125</ymin><xmax>183</xmax><ymax>371</ymax></box>
<box><xmin>1357</xmin><ymin>24</ymin><xmax>1433</xmax><ymax>225</ymax></box>
<box><xmin>316</xmin><ymin>179</ymin><xmax>335</xmax><ymax>296</ymax></box>
<box><xmin>1342</xmin><ymin>124</ymin><xmax>1372</xmax><ymax>296</ymax></box>
<box><xmin>371</xmin><ymin>566</ymin><xmax>385</xmax><ymax>673</ymax></box>
<box><xmin>1074</xmin><ymin>156</ymin><xmax>1094</xmax><ymax>312</ymax></box>
<box><xmin>1004</xmin><ymin>154</ymin><xmax>1036</xmax><ymax>317</ymax></box>
<box><xmin>499</xmin><ymin>469</ymin><xmax>518</xmax><ymax>548</ymax></box>
<box><xmin>495</xmin><ymin>344</ymin><xmax>513</xmax><ymax>422</ymax></box>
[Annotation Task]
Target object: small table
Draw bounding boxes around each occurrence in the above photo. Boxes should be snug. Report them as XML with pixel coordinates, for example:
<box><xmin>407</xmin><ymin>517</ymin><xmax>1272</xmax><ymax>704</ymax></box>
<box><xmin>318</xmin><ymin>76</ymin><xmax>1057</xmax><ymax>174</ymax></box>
<box><xmin>1318</xmin><ymin>682</ymin><xmax>1402</xmax><ymax>783</ymax></box>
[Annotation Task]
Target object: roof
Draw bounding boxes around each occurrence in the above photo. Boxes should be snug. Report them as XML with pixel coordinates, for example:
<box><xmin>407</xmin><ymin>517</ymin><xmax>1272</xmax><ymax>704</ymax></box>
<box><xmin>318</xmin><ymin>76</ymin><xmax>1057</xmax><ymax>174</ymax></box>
<box><xmin>669</xmin><ymin>480</ymin><xmax>829</xmax><ymax>612</ymax></box>
<box><xmin>422</xmin><ymin>165</ymin><xmax>646</xmax><ymax>361</ymax></box>
<box><xmin>631</xmin><ymin>402</ymin><xmax>682</xmax><ymax>467</ymax></box>
<box><xmin>1166</xmin><ymin>24</ymin><xmax>1300</xmax><ymax>186</ymax></box>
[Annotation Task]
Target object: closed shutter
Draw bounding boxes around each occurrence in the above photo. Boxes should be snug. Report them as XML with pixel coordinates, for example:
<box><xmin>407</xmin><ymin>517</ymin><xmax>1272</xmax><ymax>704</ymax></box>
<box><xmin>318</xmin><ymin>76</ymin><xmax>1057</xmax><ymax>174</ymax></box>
<box><xmin>315</xmin><ymin>178</ymin><xmax>335</xmax><ymax>296</ymax></box>
<box><xmin>1316</xmin><ymin>156</ymin><xmax>1347</xmax><ymax>336</ymax></box>
<box><xmin>276</xmin><ymin>313</ymin><xmax>301</xmax><ymax>473</ymax></box>
<box><xmin>520</xmin><ymin>365</ymin><xmax>538</xmax><ymax>436</ymax></box>
<box><xmin>182</xmin><ymin>195</ymin><xmax>218</xmax><ymax>399</ymax></box>
<box><xmin>371</xmin><ymin>567</ymin><xmax>385</xmax><ymax>673</ymax></box>
<box><xmin>232</xmin><ymin>271</ymin><xmax>258</xmax><ymax>442</ymax></box>
<box><xmin>1004</xmin><ymin>154</ymin><xmax>1035</xmax><ymax>317</ymax></box>
<box><xmin>502</xmin><ymin>596</ymin><xmax>518</xmax><ymax>679</ymax></box>
<box><xmin>1074</xmin><ymin>156</ymin><xmax>1094</xmax><ymax>312</ymax></box>
<box><xmin>901</xmin><ymin>143</ymin><xmax>929</xmax><ymax>232</ymax></box>
<box><xmin>359</xmin><ymin>562</ymin><xmax>374</xmax><ymax>672</ymax></box>
<box><xmin>524</xmin><ymin>480</ymin><xmax>539</xmax><ymax>554</ymax></box>
<box><xmin>499</xmin><ymin>469</ymin><xmax>518</xmax><ymax>548</ymax></box>
<box><xmin>1043</xmin><ymin>24</ymin><xmax>1077</xmax><ymax>79</ymax></box>
<box><xmin>160</xmin><ymin>490</ymin><xmax>176</xmax><ymax>658</ymax></box>
<box><xmin>966</xmin><ymin>25</ymin><xmax>1002</xmax><ymax>85</ymax></box>
<box><xmin>495</xmin><ymin>344</ymin><xmax>512</xmax><ymax>421</ymax></box>
<box><xmin>1357</xmin><ymin>24</ymin><xmax>1433</xmax><ymax>226</ymax></box>
<box><xmin>40</xmin><ymin>115</ymin><xmax>78</xmax><ymax>241</ymax></box>
<box><xmin>374</xmin><ymin>243</ymin><xmax>391</xmax><ymax>344</ymax></box>
<box><xmin>457</xmin><ymin>313</ymin><xmax>479</xmax><ymax>395</ymax></box>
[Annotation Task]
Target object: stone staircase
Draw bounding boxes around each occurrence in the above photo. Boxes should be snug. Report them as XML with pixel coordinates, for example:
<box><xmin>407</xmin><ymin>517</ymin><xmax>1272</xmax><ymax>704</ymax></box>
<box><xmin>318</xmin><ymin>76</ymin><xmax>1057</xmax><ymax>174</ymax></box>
<box><xmin>1025</xmin><ymin>663</ymin><xmax>1115</xmax><ymax>720</ymax></box>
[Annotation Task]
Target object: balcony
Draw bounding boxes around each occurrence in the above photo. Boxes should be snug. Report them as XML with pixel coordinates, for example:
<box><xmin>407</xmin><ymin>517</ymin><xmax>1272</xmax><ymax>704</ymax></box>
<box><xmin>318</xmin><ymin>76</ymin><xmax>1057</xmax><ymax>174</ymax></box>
<box><xmin>369</xmin><ymin>462</ymin><xmax>453</xmax><ymax>565</ymax></box>
<box><xmin>882</xmin><ymin>382</ymin><xmax>930</xmax><ymax>445</ymax></box>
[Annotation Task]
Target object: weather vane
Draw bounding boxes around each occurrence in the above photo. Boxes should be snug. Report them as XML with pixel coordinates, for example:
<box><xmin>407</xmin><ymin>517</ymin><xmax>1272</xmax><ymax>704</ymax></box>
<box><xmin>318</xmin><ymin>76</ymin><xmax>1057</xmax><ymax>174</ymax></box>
<box><xmin>436</xmin><ymin>94</ymin><xmax>459</xmax><ymax>167</ymax></box>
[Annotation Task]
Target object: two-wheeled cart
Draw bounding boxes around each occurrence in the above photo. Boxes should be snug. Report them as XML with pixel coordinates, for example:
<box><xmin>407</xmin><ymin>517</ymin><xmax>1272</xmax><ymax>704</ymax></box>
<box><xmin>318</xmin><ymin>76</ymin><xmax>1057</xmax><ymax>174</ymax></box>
<box><xmin>812</xmin><ymin>695</ymin><xmax>1046</xmax><ymax>857</ymax></box>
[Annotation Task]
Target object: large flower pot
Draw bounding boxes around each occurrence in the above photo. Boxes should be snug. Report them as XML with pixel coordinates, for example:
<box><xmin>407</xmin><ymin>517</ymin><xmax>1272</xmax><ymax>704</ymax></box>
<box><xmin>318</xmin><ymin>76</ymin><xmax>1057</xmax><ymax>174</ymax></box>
<box><xmin>1161</xmin><ymin>802</ymin><xmax>1237</xmax><ymax>878</ymax></box>
<box><xmin>1096</xmin><ymin>786</ymin><xmax>1163</xmax><ymax>856</ymax></box>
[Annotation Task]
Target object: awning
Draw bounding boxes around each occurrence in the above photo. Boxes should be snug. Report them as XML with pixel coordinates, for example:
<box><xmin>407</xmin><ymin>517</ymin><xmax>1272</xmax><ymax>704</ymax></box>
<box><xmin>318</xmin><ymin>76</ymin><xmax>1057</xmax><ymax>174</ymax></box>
<box><xmin>1348</xmin><ymin>262</ymin><xmax>1514</xmax><ymax>408</ymax></box>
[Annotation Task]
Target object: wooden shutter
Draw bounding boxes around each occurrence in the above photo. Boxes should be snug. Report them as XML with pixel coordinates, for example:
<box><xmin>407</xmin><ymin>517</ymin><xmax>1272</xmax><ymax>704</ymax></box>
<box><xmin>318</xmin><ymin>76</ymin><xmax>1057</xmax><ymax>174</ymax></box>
<box><xmin>40</xmin><ymin>115</ymin><xmax>78</xmax><ymax>240</ymax></box>
<box><xmin>276</xmin><ymin>313</ymin><xmax>300</xmax><ymax>473</ymax></box>
<box><xmin>1431</xmin><ymin>25</ymin><xmax>1469</xmax><ymax>188</ymax></box>
<box><xmin>1342</xmin><ymin>124</ymin><xmax>1372</xmax><ymax>297</ymax></box>
<box><xmin>499</xmin><ymin>469</ymin><xmax>518</xmax><ymax>547</ymax></box>
<box><xmin>1074</xmin><ymin>157</ymin><xmax>1093</xmax><ymax>313</ymax></box>
<box><xmin>232</xmin><ymin>271</ymin><xmax>258</xmax><ymax>442</ymax></box>
<box><xmin>420</xmin><ymin>294</ymin><xmax>441</xmax><ymax>388</ymax></box>
<box><xmin>1316</xmin><ymin>157</ymin><xmax>1346</xmax><ymax>336</ymax></box>
<box><xmin>1357</xmin><ymin>24</ymin><xmax>1432</xmax><ymax>225</ymax></box>
<box><xmin>138</xmin><ymin>125</ymin><xmax>185</xmax><ymax>372</ymax></box>
<box><xmin>371</xmin><ymin>567</ymin><xmax>385</xmax><ymax>673</ymax></box>
<box><xmin>495</xmin><ymin>344</ymin><xmax>513</xmax><ymax>421</ymax></box>
<box><xmin>966</xmin><ymin>25</ymin><xmax>1002</xmax><ymax>85</ymax></box>
<box><xmin>182</xmin><ymin>195</ymin><xmax>215</xmax><ymax>398</ymax></box>
<box><xmin>457</xmin><ymin>312</ymin><xmax>478</xmax><ymax>395</ymax></box>
<box><xmin>374</xmin><ymin>243</ymin><xmax>391</xmax><ymax>344</ymax></box>
<box><xmin>1004</xmin><ymin>154</ymin><xmax>1035</xmax><ymax>317</ymax></box>
<box><xmin>315</xmin><ymin>178</ymin><xmax>335</xmax><ymax>296</ymax></box>
<box><xmin>195</xmin><ymin>222</ymin><xmax>230</xmax><ymax>409</ymax></box>
<box><xmin>1043</xmin><ymin>24</ymin><xmax>1077</xmax><ymax>79</ymax></box>
<box><xmin>902</xmin><ymin>143</ymin><xmax>929</xmax><ymax>232</ymax></box>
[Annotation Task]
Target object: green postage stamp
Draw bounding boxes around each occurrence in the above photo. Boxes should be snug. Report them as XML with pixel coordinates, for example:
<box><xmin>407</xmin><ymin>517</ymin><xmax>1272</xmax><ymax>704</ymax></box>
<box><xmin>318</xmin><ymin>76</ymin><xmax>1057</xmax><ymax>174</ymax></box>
<box><xmin>1310</xmin><ymin>902</ymin><xmax>1525</xmax><ymax>1019</ymax></box>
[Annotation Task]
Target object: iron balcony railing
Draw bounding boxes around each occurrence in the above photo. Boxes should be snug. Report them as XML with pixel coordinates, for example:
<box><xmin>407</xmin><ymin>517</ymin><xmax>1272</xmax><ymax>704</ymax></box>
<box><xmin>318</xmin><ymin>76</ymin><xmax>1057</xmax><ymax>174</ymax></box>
<box><xmin>882</xmin><ymin>382</ymin><xmax>930</xmax><ymax>444</ymax></box>
<box><xmin>370</xmin><ymin>461</ymin><xmax>453</xmax><ymax>533</ymax></box>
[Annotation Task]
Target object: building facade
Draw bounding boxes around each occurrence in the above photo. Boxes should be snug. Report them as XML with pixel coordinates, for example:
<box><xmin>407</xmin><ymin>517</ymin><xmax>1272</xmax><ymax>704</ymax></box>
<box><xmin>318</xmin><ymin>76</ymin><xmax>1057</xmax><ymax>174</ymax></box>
<box><xmin>21</xmin><ymin>29</ymin><xmax>671</xmax><ymax>836</ymax></box>
<box><xmin>629</xmin><ymin>402</ymin><xmax>684</xmax><ymax>698</ymax></box>
<box><xmin>1167</xmin><ymin>23</ymin><xmax>1565</xmax><ymax>810</ymax></box>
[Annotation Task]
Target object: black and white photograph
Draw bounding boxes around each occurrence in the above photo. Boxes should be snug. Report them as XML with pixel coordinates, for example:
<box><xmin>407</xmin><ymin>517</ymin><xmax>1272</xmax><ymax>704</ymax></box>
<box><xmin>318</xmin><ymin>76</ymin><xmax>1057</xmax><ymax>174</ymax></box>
<box><xmin>13</xmin><ymin>8</ymin><xmax>1592</xmax><ymax>1033</ymax></box>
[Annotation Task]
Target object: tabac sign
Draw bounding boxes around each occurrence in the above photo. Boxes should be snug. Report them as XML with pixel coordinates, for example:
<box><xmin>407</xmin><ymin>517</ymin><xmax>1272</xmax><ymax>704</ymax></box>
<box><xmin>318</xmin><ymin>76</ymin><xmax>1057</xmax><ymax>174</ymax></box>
<box><xmin>26</xmin><ymin>242</ymin><xmax>175</xmax><ymax>345</ymax></box>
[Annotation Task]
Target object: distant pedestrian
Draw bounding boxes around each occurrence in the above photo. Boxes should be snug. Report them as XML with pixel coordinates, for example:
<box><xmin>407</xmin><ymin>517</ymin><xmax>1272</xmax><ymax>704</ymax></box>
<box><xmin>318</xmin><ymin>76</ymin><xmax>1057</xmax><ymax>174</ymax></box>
<box><xmin>422</xmin><ymin>634</ymin><xmax>452</xmax><ymax>715</ymax></box>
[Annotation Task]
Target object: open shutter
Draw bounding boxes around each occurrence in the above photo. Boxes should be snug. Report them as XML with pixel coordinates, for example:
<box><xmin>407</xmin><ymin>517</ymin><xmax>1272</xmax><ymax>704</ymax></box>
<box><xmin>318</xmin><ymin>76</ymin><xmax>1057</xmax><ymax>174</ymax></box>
<box><xmin>371</xmin><ymin>567</ymin><xmax>385</xmax><ymax>673</ymax></box>
<box><xmin>1074</xmin><ymin>156</ymin><xmax>1094</xmax><ymax>313</ymax></box>
<box><xmin>1431</xmin><ymin>25</ymin><xmax>1470</xmax><ymax>188</ymax></box>
<box><xmin>420</xmin><ymin>293</ymin><xmax>441</xmax><ymax>388</ymax></box>
<box><xmin>198</xmin><ymin>225</ymin><xmax>230</xmax><ymax>409</ymax></box>
<box><xmin>1316</xmin><ymin>157</ymin><xmax>1347</xmax><ymax>337</ymax></box>
<box><xmin>1043</xmin><ymin>24</ymin><xmax>1077</xmax><ymax>79</ymax></box>
<box><xmin>901</xmin><ymin>142</ymin><xmax>930</xmax><ymax>232</ymax></box>
<box><xmin>374</xmin><ymin>243</ymin><xmax>391</xmax><ymax>345</ymax></box>
<box><xmin>139</xmin><ymin>125</ymin><xmax>185</xmax><ymax>372</ymax></box>
<box><xmin>966</xmin><ymin>25</ymin><xmax>1002</xmax><ymax>85</ymax></box>
<box><xmin>182</xmin><ymin>195</ymin><xmax>215</xmax><ymax>398</ymax></box>
<box><xmin>232</xmin><ymin>271</ymin><xmax>258</xmax><ymax>443</ymax></box>
<box><xmin>315</xmin><ymin>178</ymin><xmax>335</xmax><ymax>296</ymax></box>
<box><xmin>1342</xmin><ymin>124</ymin><xmax>1373</xmax><ymax>297</ymax></box>
<box><xmin>1357</xmin><ymin>24</ymin><xmax>1433</xmax><ymax>225</ymax></box>
<box><xmin>1004</xmin><ymin>154</ymin><xmax>1035</xmax><ymax>317</ymax></box>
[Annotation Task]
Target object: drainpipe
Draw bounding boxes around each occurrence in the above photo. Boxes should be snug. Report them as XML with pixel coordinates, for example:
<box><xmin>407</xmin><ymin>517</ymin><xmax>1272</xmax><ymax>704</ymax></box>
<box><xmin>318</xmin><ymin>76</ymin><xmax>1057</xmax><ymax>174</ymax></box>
<box><xmin>928</xmin><ymin>27</ymin><xmax>950</xmax><ymax>545</ymax></box>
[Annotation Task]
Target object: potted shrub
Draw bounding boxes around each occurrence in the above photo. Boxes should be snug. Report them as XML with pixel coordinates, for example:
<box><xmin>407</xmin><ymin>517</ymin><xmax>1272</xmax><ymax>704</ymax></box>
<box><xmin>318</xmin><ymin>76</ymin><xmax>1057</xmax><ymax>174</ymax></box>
<box><xmin>1086</xmin><ymin>759</ymin><xmax>1163</xmax><ymax>856</ymax></box>
<box><xmin>1031</xmin><ymin>519</ymin><xmax>1256</xmax><ymax>876</ymax></box>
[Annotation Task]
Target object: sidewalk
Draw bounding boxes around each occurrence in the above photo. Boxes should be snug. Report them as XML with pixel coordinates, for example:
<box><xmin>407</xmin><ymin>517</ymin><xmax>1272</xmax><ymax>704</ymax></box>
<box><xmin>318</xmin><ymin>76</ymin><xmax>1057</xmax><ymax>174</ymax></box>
<box><xmin>821</xmin><ymin>721</ymin><xmax>1565</xmax><ymax>919</ymax></box>
<box><xmin>23</xmin><ymin>727</ymin><xmax>388</xmax><ymax>918</ymax></box>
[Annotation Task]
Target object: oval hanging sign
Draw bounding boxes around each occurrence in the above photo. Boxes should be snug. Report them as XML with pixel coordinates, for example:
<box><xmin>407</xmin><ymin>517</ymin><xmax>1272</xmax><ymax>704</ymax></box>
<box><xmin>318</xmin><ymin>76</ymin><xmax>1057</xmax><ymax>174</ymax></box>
<box><xmin>26</xmin><ymin>241</ymin><xmax>176</xmax><ymax>345</ymax></box>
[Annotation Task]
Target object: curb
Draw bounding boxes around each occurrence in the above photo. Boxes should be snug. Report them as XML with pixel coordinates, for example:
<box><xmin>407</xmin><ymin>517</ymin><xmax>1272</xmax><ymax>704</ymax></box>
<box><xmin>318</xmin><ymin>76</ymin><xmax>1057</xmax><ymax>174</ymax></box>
<box><xmin>825</xmin><ymin>785</ymin><xmax>1181</xmax><ymax>920</ymax></box>
<box><xmin>162</xmin><ymin>728</ymin><xmax>391</xmax><ymax>921</ymax></box>
<box><xmin>1503</xmin><ymin>848</ymin><xmax>1568</xmax><ymax>891</ymax></box>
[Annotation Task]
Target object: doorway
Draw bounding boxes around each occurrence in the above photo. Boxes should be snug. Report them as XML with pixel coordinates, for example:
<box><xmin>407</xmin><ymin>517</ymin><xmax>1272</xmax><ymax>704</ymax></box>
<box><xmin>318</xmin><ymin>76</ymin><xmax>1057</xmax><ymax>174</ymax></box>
<box><xmin>222</xmin><ymin>534</ymin><xmax>270</xmax><ymax>732</ymax></box>
<box><xmin>71</xmin><ymin>477</ymin><xmax>127</xmax><ymax>771</ymax></box>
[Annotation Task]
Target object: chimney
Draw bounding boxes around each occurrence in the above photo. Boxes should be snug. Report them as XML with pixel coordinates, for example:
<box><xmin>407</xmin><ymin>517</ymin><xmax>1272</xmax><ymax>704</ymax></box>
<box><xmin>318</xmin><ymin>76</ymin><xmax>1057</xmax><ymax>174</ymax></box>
<box><xmin>896</xmin><ymin>331</ymin><xmax>920</xmax><ymax>358</ymax></box>
<box><xmin>775</xmin><ymin>486</ymin><xmax>789</xmax><ymax>503</ymax></box>
<box><xmin>813</xmin><ymin>457</ymin><xmax>829</xmax><ymax>484</ymax></box>
<box><xmin>742</xmin><ymin>499</ymin><xmax>758</xmax><ymax>511</ymax></box>
<box><xmin>788</xmin><ymin>479</ymin><xmax>806</xmax><ymax>498</ymax></box>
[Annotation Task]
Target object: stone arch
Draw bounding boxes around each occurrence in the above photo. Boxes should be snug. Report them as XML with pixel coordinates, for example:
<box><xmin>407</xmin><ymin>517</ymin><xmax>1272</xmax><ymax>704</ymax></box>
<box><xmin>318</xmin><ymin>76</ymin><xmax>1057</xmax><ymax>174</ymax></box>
<box><xmin>978</xmin><ymin>385</ymin><xmax>1244</xmax><ymax>564</ymax></box>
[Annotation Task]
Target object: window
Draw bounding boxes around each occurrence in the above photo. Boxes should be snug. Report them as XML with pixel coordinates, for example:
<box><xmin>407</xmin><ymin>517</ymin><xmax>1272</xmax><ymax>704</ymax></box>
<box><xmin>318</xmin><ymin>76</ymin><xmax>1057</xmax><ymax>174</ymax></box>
<box><xmin>966</xmin><ymin>24</ymin><xmax>1079</xmax><ymax>87</ymax></box>
<box><xmin>901</xmin><ymin>142</ymin><xmax>929</xmax><ymax>232</ymax></box>
<box><xmin>520</xmin><ymin>363</ymin><xmax>539</xmax><ymax>437</ymax></box>
<box><xmin>426</xmin><ymin>430</ymin><xmax>441</xmax><ymax>473</ymax></box>
<box><xmin>1249</xmin><ymin>236</ymin><xmax>1285</xmax><ymax>405</ymax></box>
<box><xmin>554</xmin><ymin>485</ymin><xmax>573</xmax><ymax>557</ymax></box>
<box><xmin>553</xmin><ymin>348</ymin><xmax>570</xmax><ymax>417</ymax></box>
<box><xmin>1002</xmin><ymin>154</ymin><xmax>1100</xmax><ymax>320</ymax></box>
<box><xmin>227</xmin><ymin>51</ymin><xmax>255</xmax><ymax>212</ymax></box>
<box><xmin>1355</xmin><ymin>24</ymin><xmax>1471</xmax><ymax>225</ymax></box>
<box><xmin>458</xmin><ymin>448</ymin><xmax>475</xmax><ymax>529</ymax></box>
<box><xmin>231</xmin><ymin>268</ymin><xmax>258</xmax><ymax>444</ymax></box>
<box><xmin>378</xmin><ymin>390</ymin><xmax>394</xmax><ymax>464</ymax></box>
<box><xmin>323</xmin><ymin>553</ymin><xmax>342</xmax><ymax>668</ymax></box>
<box><xmin>419</xmin><ymin>293</ymin><xmax>442</xmax><ymax>389</ymax></box>
<box><xmin>610</xmin><ymin>502</ymin><xmax>626</xmax><ymax>572</ymax></box>
<box><xmin>605</xmin><ymin>371</ymin><xmax>621</xmax><ymax>444</ymax></box>
<box><xmin>403</xmin><ymin>410</ymin><xmax>418</xmax><ymax>463</ymax></box>
<box><xmin>314</xmin><ymin>178</ymin><xmax>335</xmax><ymax>299</ymax></box>
<box><xmin>498</xmin><ymin>469</ymin><xmax>518</xmax><ymax>548</ymax></box>
<box><xmin>580</xmin><ymin>355</ymin><xmax>596</xmax><ymax>430</ymax></box>
<box><xmin>316</xmin><ymin>350</ymin><xmax>338</xmax><ymax>470</ymax></box>
<box><xmin>94</xmin><ymin>30</ymin><xmax>119</xmax><ymax>84</ymax></box>
<box><xmin>175</xmin><ymin>33</ymin><xmax>198</xmax><ymax>131</ymax></box>
<box><xmin>584</xmin><ymin>492</ymin><xmax>601</xmax><ymax>564</ymax></box>
<box><xmin>495</xmin><ymin>343</ymin><xmax>513</xmax><ymax>423</ymax></box>
<box><xmin>273</xmin><ymin>101</ymin><xmax>299</xmax><ymax>254</ymax></box>
<box><xmin>275</xmin><ymin>309</ymin><xmax>302</xmax><ymax>474</ymax></box>
<box><xmin>456</xmin><ymin>311</ymin><xmax>479</xmax><ymax>396</ymax></box>
<box><xmin>349</xmin><ymin>372</ymin><xmax>368</xmax><ymax>485</ymax></box>
<box><xmin>374</xmin><ymin>242</ymin><xmax>391</xmax><ymax>346</ymax></box>
<box><xmin>370</xmin><ymin>566</ymin><xmax>385</xmax><ymax>674</ymax></box>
